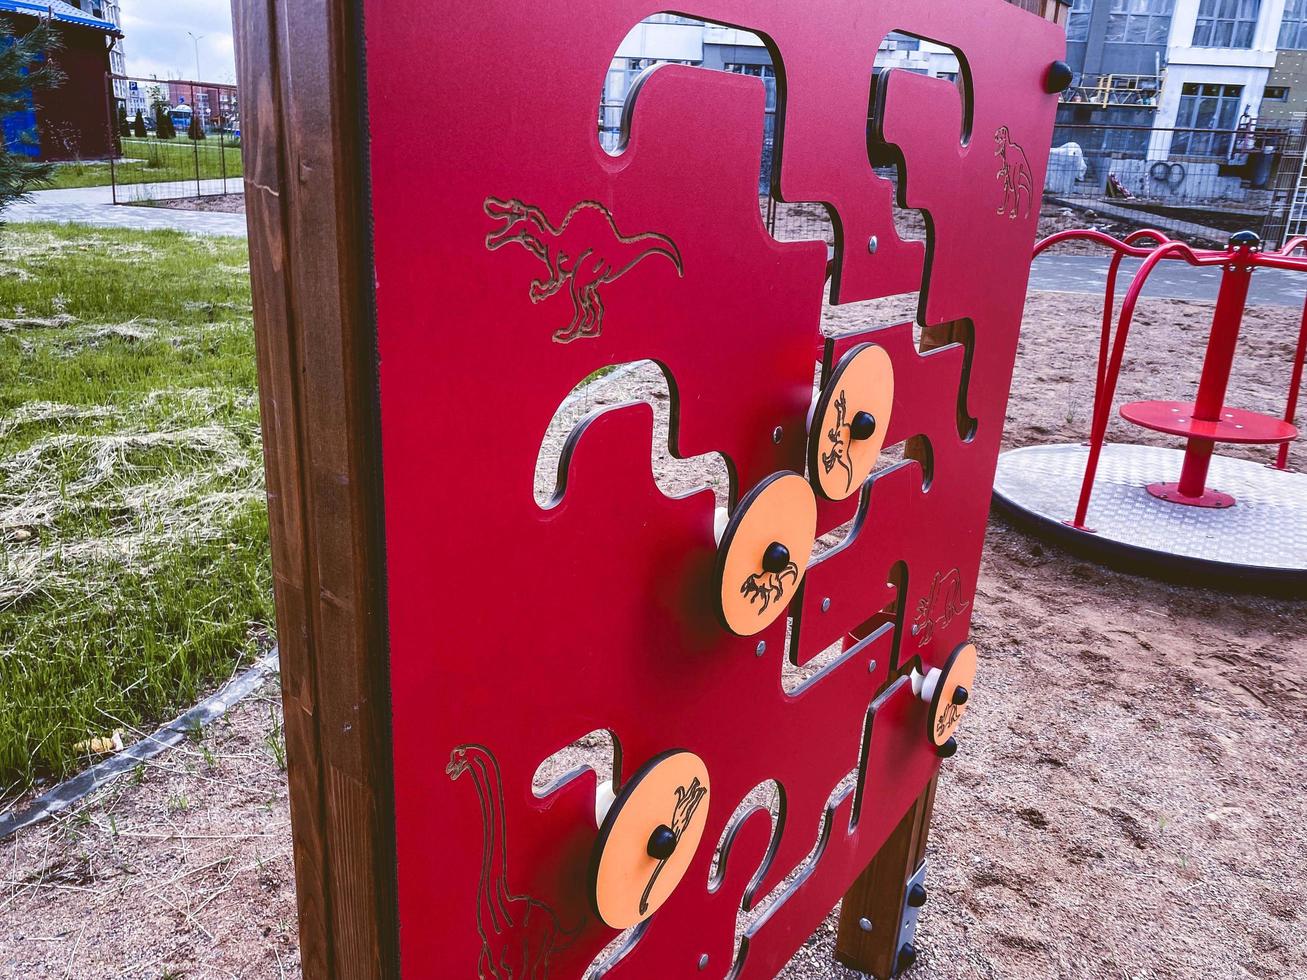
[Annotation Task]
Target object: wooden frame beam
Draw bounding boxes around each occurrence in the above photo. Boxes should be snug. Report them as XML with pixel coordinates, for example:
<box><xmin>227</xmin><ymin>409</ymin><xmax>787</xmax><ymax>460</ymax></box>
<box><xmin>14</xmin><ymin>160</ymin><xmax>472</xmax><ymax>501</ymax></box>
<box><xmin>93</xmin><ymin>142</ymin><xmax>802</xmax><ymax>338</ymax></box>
<box><xmin>232</xmin><ymin>0</ymin><xmax>397</xmax><ymax>975</ymax></box>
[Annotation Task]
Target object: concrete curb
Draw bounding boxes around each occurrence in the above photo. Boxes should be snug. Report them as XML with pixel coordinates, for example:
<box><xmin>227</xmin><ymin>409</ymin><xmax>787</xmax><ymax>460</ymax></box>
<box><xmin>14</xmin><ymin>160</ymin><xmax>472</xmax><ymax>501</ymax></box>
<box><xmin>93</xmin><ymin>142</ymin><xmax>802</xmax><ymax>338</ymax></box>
<box><xmin>0</xmin><ymin>648</ymin><xmax>281</xmax><ymax>841</ymax></box>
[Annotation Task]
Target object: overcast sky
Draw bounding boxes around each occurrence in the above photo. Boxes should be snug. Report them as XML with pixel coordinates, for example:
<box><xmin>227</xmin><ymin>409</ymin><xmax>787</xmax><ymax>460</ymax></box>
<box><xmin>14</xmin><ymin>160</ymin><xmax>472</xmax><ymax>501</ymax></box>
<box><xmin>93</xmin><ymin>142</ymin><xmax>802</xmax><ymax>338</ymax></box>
<box><xmin>121</xmin><ymin>0</ymin><xmax>237</xmax><ymax>84</ymax></box>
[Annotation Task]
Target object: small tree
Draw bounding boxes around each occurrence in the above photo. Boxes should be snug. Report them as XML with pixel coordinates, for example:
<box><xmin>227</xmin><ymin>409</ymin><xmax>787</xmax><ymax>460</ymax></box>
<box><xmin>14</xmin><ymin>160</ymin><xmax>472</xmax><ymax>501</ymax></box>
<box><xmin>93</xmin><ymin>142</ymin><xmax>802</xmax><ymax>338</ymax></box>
<box><xmin>187</xmin><ymin>113</ymin><xmax>205</xmax><ymax>140</ymax></box>
<box><xmin>132</xmin><ymin>109</ymin><xmax>146</xmax><ymax>137</ymax></box>
<box><xmin>0</xmin><ymin>21</ymin><xmax>61</xmax><ymax>210</ymax></box>
<box><xmin>148</xmin><ymin>85</ymin><xmax>174</xmax><ymax>139</ymax></box>
<box><xmin>117</xmin><ymin>103</ymin><xmax>129</xmax><ymax>138</ymax></box>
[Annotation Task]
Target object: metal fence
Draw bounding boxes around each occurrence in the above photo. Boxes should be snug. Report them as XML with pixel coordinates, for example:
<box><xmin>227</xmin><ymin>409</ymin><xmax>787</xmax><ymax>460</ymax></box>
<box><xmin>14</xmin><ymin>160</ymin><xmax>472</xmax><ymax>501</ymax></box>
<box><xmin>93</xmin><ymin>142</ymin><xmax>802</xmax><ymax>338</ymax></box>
<box><xmin>106</xmin><ymin>75</ymin><xmax>242</xmax><ymax>204</ymax></box>
<box><xmin>1045</xmin><ymin>122</ymin><xmax>1306</xmax><ymax>246</ymax></box>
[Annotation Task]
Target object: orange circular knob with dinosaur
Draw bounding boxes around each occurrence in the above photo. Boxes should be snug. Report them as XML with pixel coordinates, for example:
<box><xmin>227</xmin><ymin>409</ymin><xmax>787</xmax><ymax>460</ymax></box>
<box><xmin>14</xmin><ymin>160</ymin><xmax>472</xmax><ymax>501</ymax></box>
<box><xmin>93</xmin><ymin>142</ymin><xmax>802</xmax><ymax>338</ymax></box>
<box><xmin>715</xmin><ymin>472</ymin><xmax>818</xmax><ymax>636</ymax></box>
<box><xmin>808</xmin><ymin>343</ymin><xmax>895</xmax><ymax>501</ymax></box>
<box><xmin>589</xmin><ymin>750</ymin><xmax>711</xmax><ymax>930</ymax></box>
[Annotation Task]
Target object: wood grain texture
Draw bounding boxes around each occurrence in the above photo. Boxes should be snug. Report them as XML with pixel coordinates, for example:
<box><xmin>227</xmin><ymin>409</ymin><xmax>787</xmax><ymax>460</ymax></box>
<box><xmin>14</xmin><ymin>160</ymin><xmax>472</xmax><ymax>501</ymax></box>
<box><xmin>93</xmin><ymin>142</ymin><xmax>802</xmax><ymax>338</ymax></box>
<box><xmin>835</xmin><ymin>777</ymin><xmax>938</xmax><ymax>977</ymax></box>
<box><xmin>231</xmin><ymin>0</ymin><xmax>397</xmax><ymax>976</ymax></box>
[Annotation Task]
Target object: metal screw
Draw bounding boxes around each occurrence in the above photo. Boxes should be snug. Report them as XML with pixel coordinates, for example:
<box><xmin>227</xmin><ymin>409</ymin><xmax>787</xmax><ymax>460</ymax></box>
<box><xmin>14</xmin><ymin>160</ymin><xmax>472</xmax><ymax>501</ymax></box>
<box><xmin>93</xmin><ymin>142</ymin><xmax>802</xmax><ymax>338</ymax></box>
<box><xmin>821</xmin><ymin>597</ymin><xmax>831</xmax><ymax>613</ymax></box>
<box><xmin>868</xmin><ymin>235</ymin><xmax>879</xmax><ymax>254</ymax></box>
<box><xmin>868</xmin><ymin>659</ymin><xmax>878</xmax><ymax>674</ymax></box>
<box><xmin>773</xmin><ymin>426</ymin><xmax>784</xmax><ymax>444</ymax></box>
<box><xmin>756</xmin><ymin>641</ymin><xmax>766</xmax><ymax>657</ymax></box>
<box><xmin>698</xmin><ymin>954</ymin><xmax>710</xmax><ymax>970</ymax></box>
<box><xmin>859</xmin><ymin>917</ymin><xmax>873</xmax><ymax>932</ymax></box>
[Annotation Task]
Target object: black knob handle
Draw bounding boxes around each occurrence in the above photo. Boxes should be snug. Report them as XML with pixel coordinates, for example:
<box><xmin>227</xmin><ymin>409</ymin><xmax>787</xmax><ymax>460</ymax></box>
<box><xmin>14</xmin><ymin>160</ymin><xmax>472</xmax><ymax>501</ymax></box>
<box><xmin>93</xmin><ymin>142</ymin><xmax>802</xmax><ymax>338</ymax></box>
<box><xmin>937</xmin><ymin>736</ymin><xmax>959</xmax><ymax>759</ymax></box>
<box><xmin>849</xmin><ymin>411</ymin><xmax>878</xmax><ymax>441</ymax></box>
<box><xmin>647</xmin><ymin>825</ymin><xmax>677</xmax><ymax>860</ymax></box>
<box><xmin>952</xmin><ymin>685</ymin><xmax>969</xmax><ymax>706</ymax></box>
<box><xmin>1229</xmin><ymin>229</ymin><xmax>1262</xmax><ymax>251</ymax></box>
<box><xmin>895</xmin><ymin>942</ymin><xmax>919</xmax><ymax>975</ymax></box>
<box><xmin>762</xmin><ymin>542</ymin><xmax>791</xmax><ymax>574</ymax></box>
<box><xmin>1044</xmin><ymin>60</ymin><xmax>1074</xmax><ymax>94</ymax></box>
<box><xmin>907</xmin><ymin>882</ymin><xmax>928</xmax><ymax>908</ymax></box>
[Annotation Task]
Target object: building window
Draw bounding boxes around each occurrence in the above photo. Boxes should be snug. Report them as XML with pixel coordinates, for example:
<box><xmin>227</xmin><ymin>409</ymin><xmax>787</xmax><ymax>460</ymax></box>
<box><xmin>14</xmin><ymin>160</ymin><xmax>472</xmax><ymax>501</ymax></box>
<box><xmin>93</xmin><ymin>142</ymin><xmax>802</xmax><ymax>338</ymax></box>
<box><xmin>1172</xmin><ymin>82</ymin><xmax>1243</xmax><ymax>156</ymax></box>
<box><xmin>885</xmin><ymin>31</ymin><xmax>921</xmax><ymax>51</ymax></box>
<box><xmin>1067</xmin><ymin>0</ymin><xmax>1094</xmax><ymax>41</ymax></box>
<box><xmin>1103</xmin><ymin>0</ymin><xmax>1175</xmax><ymax>43</ymax></box>
<box><xmin>1192</xmin><ymin>0</ymin><xmax>1260</xmax><ymax>47</ymax></box>
<box><xmin>1280</xmin><ymin>0</ymin><xmax>1307</xmax><ymax>48</ymax></box>
<box><xmin>1265</xmin><ymin>85</ymin><xmax>1291</xmax><ymax>100</ymax></box>
<box><xmin>642</xmin><ymin>14</ymin><xmax>703</xmax><ymax>25</ymax></box>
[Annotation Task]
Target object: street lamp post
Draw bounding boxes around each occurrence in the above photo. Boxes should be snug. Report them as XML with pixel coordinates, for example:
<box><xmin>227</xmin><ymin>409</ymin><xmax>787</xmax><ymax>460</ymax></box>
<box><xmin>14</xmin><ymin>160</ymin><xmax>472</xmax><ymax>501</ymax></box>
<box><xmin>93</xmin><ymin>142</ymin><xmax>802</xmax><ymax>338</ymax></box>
<box><xmin>186</xmin><ymin>31</ymin><xmax>207</xmax><ymax>138</ymax></box>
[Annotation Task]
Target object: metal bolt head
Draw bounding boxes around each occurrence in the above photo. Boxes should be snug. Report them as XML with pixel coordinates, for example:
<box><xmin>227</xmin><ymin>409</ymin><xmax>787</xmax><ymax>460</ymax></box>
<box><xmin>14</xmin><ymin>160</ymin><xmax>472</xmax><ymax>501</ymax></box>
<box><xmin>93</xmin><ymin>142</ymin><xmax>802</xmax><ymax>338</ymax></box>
<box><xmin>698</xmin><ymin>954</ymin><xmax>710</xmax><ymax>970</ymax></box>
<box><xmin>772</xmin><ymin>426</ymin><xmax>784</xmax><ymax>444</ymax></box>
<box><xmin>859</xmin><ymin>916</ymin><xmax>873</xmax><ymax>932</ymax></box>
<box><xmin>868</xmin><ymin>235</ymin><xmax>879</xmax><ymax>254</ymax></box>
<box><xmin>821</xmin><ymin>597</ymin><xmax>832</xmax><ymax>613</ymax></box>
<box><xmin>756</xmin><ymin>641</ymin><xmax>766</xmax><ymax>657</ymax></box>
<box><xmin>868</xmin><ymin>659</ymin><xmax>878</xmax><ymax>674</ymax></box>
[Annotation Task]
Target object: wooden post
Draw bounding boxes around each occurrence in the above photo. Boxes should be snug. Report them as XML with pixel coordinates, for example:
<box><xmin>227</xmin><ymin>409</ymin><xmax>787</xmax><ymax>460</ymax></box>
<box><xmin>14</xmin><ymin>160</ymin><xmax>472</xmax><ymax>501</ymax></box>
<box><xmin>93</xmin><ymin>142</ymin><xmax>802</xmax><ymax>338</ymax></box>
<box><xmin>835</xmin><ymin>778</ymin><xmax>938</xmax><ymax>977</ymax></box>
<box><xmin>231</xmin><ymin>0</ymin><xmax>398</xmax><ymax>976</ymax></box>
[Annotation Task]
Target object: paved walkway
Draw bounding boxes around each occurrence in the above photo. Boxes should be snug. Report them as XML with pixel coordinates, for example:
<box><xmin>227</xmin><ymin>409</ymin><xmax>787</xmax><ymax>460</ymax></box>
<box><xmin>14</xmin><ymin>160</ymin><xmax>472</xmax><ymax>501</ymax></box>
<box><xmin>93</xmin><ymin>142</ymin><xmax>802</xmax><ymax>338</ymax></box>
<box><xmin>1</xmin><ymin>182</ymin><xmax>248</xmax><ymax>237</ymax></box>
<box><xmin>1029</xmin><ymin>253</ymin><xmax>1306</xmax><ymax>308</ymax></box>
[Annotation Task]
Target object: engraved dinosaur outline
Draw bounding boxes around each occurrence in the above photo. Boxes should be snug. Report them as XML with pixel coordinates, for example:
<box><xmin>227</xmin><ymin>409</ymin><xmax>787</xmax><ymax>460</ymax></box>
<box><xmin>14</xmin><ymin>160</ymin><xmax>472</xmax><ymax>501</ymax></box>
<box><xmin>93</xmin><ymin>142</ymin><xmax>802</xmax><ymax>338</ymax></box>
<box><xmin>741</xmin><ymin>561</ymin><xmax>800</xmax><ymax>616</ymax></box>
<box><xmin>820</xmin><ymin>389</ymin><xmax>855</xmax><ymax>494</ymax></box>
<box><xmin>994</xmin><ymin>126</ymin><xmax>1033</xmax><ymax>220</ymax></box>
<box><xmin>447</xmin><ymin>744</ymin><xmax>584</xmax><ymax>978</ymax></box>
<box><xmin>484</xmin><ymin>197</ymin><xmax>684</xmax><ymax>343</ymax></box>
<box><xmin>638</xmin><ymin>776</ymin><xmax>708</xmax><ymax>916</ymax></box>
<box><xmin>912</xmin><ymin>568</ymin><xmax>970</xmax><ymax>647</ymax></box>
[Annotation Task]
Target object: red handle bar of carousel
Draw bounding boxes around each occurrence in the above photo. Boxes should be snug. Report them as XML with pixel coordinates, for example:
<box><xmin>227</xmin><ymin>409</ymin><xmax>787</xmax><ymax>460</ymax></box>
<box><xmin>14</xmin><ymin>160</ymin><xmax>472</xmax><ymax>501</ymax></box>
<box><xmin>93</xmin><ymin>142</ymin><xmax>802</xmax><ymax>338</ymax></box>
<box><xmin>1030</xmin><ymin>228</ymin><xmax>1307</xmax><ymax>531</ymax></box>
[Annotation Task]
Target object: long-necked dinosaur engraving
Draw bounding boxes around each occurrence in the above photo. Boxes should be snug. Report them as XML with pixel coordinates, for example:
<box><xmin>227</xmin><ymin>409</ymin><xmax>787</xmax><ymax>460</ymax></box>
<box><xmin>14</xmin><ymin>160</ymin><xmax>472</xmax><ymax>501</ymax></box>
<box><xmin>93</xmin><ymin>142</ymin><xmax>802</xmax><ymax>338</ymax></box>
<box><xmin>447</xmin><ymin>744</ymin><xmax>583</xmax><ymax>978</ymax></box>
<box><xmin>484</xmin><ymin>197</ymin><xmax>684</xmax><ymax>343</ymax></box>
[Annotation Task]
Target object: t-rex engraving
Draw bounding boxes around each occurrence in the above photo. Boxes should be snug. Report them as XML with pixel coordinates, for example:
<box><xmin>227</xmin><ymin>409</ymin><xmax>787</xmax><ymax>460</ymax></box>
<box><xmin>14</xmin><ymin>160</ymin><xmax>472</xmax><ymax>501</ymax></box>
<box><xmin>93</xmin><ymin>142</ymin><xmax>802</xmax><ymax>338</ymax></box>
<box><xmin>741</xmin><ymin>561</ymin><xmax>800</xmax><ymax>616</ymax></box>
<box><xmin>639</xmin><ymin>777</ymin><xmax>708</xmax><ymax>916</ymax></box>
<box><xmin>484</xmin><ymin>197</ymin><xmax>684</xmax><ymax>344</ymax></box>
<box><xmin>822</xmin><ymin>389</ymin><xmax>854</xmax><ymax>494</ymax></box>
<box><xmin>994</xmin><ymin>126</ymin><xmax>1033</xmax><ymax>220</ymax></box>
<box><xmin>912</xmin><ymin>568</ymin><xmax>969</xmax><ymax>647</ymax></box>
<box><xmin>447</xmin><ymin>744</ymin><xmax>582</xmax><ymax>979</ymax></box>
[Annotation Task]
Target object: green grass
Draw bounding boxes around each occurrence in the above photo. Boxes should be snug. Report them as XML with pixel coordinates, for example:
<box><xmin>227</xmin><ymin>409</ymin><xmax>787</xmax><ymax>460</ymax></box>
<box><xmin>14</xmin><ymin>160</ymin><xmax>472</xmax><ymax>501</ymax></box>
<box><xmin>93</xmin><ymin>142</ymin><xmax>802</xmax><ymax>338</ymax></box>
<box><xmin>0</xmin><ymin>224</ymin><xmax>272</xmax><ymax>791</ymax></box>
<box><xmin>43</xmin><ymin>137</ymin><xmax>244</xmax><ymax>190</ymax></box>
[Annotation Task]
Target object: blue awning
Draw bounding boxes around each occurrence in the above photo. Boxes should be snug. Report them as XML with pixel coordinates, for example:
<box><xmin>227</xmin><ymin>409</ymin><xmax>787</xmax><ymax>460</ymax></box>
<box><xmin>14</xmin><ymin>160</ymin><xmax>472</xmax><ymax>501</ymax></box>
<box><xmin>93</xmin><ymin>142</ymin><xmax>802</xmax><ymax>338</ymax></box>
<box><xmin>0</xmin><ymin>0</ymin><xmax>121</xmax><ymax>35</ymax></box>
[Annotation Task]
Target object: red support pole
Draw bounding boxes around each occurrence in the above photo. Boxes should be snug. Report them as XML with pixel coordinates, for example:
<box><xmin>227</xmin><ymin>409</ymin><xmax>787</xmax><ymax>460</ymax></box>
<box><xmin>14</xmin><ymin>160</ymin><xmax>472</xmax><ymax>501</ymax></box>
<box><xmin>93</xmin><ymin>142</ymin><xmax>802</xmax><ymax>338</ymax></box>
<box><xmin>1173</xmin><ymin>260</ymin><xmax>1253</xmax><ymax>499</ymax></box>
<box><xmin>1278</xmin><ymin>296</ymin><xmax>1307</xmax><ymax>470</ymax></box>
<box><xmin>1069</xmin><ymin>241</ymin><xmax>1205</xmax><ymax>529</ymax></box>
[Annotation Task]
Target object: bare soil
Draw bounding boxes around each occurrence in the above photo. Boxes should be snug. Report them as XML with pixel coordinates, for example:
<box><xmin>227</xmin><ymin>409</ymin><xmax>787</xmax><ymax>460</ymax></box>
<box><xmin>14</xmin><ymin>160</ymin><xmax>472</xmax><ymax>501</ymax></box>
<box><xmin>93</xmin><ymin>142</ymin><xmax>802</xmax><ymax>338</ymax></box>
<box><xmin>2</xmin><ymin>289</ymin><xmax>1305</xmax><ymax>978</ymax></box>
<box><xmin>128</xmin><ymin>194</ymin><xmax>246</xmax><ymax>214</ymax></box>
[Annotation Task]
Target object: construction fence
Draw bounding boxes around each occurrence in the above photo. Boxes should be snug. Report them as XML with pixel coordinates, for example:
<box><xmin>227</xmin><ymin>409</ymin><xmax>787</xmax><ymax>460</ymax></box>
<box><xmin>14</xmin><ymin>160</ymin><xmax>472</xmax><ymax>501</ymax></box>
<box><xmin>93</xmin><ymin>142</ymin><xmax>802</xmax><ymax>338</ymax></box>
<box><xmin>106</xmin><ymin>75</ymin><xmax>242</xmax><ymax>204</ymax></box>
<box><xmin>1045</xmin><ymin>121</ymin><xmax>1307</xmax><ymax>247</ymax></box>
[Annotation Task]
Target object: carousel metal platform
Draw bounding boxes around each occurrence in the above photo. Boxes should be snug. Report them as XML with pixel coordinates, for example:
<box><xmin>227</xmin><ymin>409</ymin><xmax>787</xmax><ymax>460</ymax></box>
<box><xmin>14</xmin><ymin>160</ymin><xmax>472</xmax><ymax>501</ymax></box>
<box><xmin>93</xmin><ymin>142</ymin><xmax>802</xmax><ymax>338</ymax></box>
<box><xmin>993</xmin><ymin>443</ymin><xmax>1307</xmax><ymax>588</ymax></box>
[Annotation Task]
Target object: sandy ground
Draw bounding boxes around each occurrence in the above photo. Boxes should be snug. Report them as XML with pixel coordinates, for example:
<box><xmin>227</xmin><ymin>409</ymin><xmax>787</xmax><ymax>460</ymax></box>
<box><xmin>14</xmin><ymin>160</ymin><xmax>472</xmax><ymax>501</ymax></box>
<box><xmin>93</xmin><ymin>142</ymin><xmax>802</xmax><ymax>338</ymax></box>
<box><xmin>2</xmin><ymin>287</ymin><xmax>1305</xmax><ymax>978</ymax></box>
<box><xmin>768</xmin><ymin>201</ymin><xmax>1152</xmax><ymax>253</ymax></box>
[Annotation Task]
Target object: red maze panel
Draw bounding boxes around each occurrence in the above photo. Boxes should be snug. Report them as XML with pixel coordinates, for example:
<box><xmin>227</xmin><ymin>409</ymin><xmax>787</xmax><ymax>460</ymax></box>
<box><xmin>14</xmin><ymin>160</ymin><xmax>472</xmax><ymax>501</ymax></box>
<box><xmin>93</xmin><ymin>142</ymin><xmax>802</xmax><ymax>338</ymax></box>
<box><xmin>362</xmin><ymin>1</ymin><xmax>1062</xmax><ymax>977</ymax></box>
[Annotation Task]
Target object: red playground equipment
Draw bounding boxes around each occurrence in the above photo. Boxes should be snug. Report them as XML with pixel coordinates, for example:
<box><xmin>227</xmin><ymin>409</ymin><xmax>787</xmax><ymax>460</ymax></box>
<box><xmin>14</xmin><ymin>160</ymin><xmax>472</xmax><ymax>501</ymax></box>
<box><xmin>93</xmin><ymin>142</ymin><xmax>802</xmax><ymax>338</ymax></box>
<box><xmin>994</xmin><ymin>228</ymin><xmax>1307</xmax><ymax>587</ymax></box>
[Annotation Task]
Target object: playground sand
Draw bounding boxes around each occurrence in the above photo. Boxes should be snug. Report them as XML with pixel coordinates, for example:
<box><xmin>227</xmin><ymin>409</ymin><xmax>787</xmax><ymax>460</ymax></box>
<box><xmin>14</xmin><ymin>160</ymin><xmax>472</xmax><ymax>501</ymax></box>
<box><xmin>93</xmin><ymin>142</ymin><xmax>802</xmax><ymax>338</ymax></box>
<box><xmin>1</xmin><ymin>292</ymin><xmax>1305</xmax><ymax>978</ymax></box>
